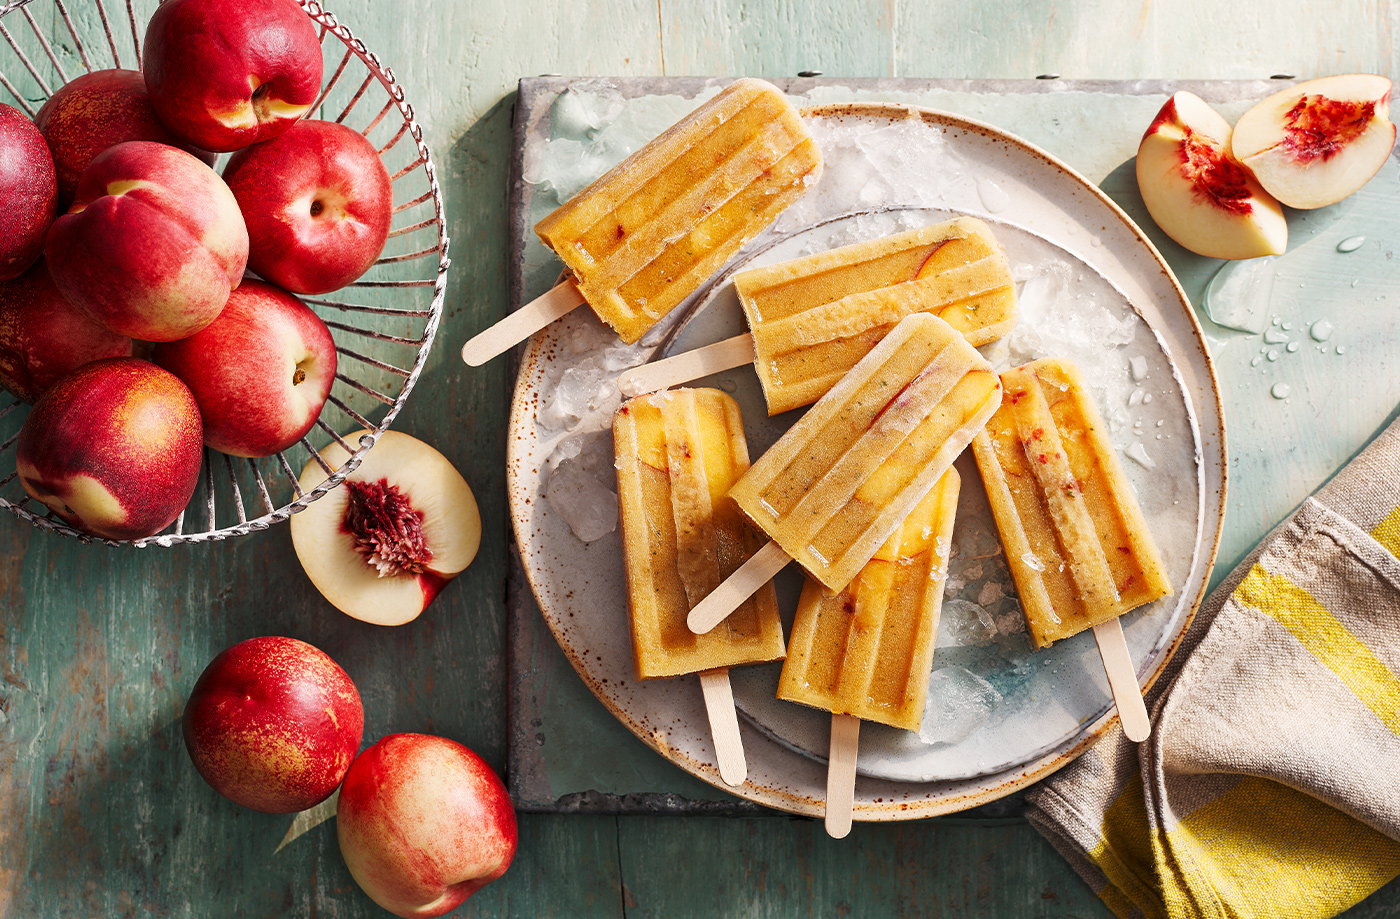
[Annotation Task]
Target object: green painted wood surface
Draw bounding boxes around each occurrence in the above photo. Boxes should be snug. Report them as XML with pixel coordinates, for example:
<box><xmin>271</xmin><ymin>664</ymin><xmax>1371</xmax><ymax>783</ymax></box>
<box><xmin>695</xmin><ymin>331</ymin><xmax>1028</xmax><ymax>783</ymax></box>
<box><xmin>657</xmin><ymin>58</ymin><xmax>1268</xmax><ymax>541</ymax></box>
<box><xmin>2</xmin><ymin>0</ymin><xmax>1399</xmax><ymax>916</ymax></box>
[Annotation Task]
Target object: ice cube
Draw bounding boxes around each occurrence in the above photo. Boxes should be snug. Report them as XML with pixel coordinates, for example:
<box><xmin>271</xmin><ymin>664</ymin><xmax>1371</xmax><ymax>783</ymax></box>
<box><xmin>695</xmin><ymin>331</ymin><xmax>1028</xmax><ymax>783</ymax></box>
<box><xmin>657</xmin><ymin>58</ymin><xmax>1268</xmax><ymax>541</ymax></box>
<box><xmin>551</xmin><ymin>85</ymin><xmax>624</xmax><ymax>139</ymax></box>
<box><xmin>539</xmin><ymin>366</ymin><xmax>605</xmax><ymax>431</ymax></box>
<box><xmin>919</xmin><ymin>666</ymin><xmax>1003</xmax><ymax>745</ymax></box>
<box><xmin>936</xmin><ymin>598</ymin><xmax>999</xmax><ymax>648</ymax></box>
<box><xmin>543</xmin><ymin>451</ymin><xmax>618</xmax><ymax>543</ymax></box>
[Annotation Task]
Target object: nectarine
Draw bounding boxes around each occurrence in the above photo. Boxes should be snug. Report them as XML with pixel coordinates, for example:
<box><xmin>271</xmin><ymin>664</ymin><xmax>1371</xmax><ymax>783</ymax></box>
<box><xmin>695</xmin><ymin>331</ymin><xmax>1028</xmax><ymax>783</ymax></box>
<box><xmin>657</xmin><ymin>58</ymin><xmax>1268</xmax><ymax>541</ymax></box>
<box><xmin>16</xmin><ymin>357</ymin><xmax>202</xmax><ymax>540</ymax></box>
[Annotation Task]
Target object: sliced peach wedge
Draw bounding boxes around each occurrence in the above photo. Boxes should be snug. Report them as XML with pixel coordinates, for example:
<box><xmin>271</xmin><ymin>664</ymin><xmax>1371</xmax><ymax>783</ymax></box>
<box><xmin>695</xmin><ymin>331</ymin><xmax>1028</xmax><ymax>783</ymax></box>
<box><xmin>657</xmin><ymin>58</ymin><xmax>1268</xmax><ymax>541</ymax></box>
<box><xmin>292</xmin><ymin>430</ymin><xmax>482</xmax><ymax>626</ymax></box>
<box><xmin>1232</xmin><ymin>74</ymin><xmax>1395</xmax><ymax>209</ymax></box>
<box><xmin>1135</xmin><ymin>91</ymin><xmax>1288</xmax><ymax>260</ymax></box>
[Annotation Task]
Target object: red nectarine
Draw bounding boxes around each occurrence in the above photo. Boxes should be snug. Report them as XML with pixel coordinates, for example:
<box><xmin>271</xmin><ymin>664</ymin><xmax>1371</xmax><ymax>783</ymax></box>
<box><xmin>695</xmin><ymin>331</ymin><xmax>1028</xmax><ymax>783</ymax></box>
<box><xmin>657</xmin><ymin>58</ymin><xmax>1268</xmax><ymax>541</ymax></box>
<box><xmin>183</xmin><ymin>636</ymin><xmax>364</xmax><ymax>813</ymax></box>
<box><xmin>16</xmin><ymin>357</ymin><xmax>202</xmax><ymax>540</ymax></box>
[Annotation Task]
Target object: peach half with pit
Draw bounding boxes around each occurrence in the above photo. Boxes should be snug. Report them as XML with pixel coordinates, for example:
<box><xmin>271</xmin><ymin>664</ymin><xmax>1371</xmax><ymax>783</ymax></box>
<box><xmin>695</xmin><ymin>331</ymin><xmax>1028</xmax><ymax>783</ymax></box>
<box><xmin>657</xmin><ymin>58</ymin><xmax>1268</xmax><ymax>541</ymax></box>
<box><xmin>1135</xmin><ymin>91</ymin><xmax>1288</xmax><ymax>260</ymax></box>
<box><xmin>16</xmin><ymin>357</ymin><xmax>202</xmax><ymax>540</ymax></box>
<box><xmin>1232</xmin><ymin>73</ymin><xmax>1396</xmax><ymax>209</ymax></box>
<box><xmin>291</xmin><ymin>431</ymin><xmax>481</xmax><ymax>626</ymax></box>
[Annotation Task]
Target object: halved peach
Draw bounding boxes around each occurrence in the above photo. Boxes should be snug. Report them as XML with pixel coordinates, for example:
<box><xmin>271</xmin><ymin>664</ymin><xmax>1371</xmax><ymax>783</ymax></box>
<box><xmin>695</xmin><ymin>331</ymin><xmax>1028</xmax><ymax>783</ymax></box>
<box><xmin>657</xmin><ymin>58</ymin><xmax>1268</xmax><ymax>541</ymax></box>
<box><xmin>291</xmin><ymin>430</ymin><xmax>481</xmax><ymax>626</ymax></box>
<box><xmin>1135</xmin><ymin>92</ymin><xmax>1287</xmax><ymax>259</ymax></box>
<box><xmin>1232</xmin><ymin>74</ymin><xmax>1395</xmax><ymax>209</ymax></box>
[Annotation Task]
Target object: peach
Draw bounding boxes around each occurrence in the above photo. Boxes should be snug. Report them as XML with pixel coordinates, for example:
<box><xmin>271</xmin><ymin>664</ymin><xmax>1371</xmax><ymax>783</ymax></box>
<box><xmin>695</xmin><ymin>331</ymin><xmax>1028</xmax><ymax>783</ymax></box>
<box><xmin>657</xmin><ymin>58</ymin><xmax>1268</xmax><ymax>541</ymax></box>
<box><xmin>1136</xmin><ymin>91</ymin><xmax>1288</xmax><ymax>260</ymax></box>
<box><xmin>1233</xmin><ymin>74</ymin><xmax>1396</xmax><ymax>209</ymax></box>
<box><xmin>183</xmin><ymin>636</ymin><xmax>364</xmax><ymax>814</ymax></box>
<box><xmin>143</xmin><ymin>0</ymin><xmax>323</xmax><ymax>153</ymax></box>
<box><xmin>45</xmin><ymin>141</ymin><xmax>249</xmax><ymax>342</ymax></box>
<box><xmin>152</xmin><ymin>279</ymin><xmax>336</xmax><ymax>457</ymax></box>
<box><xmin>16</xmin><ymin>357</ymin><xmax>202</xmax><ymax>540</ymax></box>
<box><xmin>0</xmin><ymin>102</ymin><xmax>58</xmax><ymax>282</ymax></box>
<box><xmin>222</xmin><ymin>119</ymin><xmax>394</xmax><ymax>295</ymax></box>
<box><xmin>290</xmin><ymin>431</ymin><xmax>481</xmax><ymax>626</ymax></box>
<box><xmin>34</xmin><ymin>69</ymin><xmax>214</xmax><ymax>206</ymax></box>
<box><xmin>0</xmin><ymin>262</ymin><xmax>132</xmax><ymax>402</ymax></box>
<box><xmin>337</xmin><ymin>734</ymin><xmax>517</xmax><ymax>917</ymax></box>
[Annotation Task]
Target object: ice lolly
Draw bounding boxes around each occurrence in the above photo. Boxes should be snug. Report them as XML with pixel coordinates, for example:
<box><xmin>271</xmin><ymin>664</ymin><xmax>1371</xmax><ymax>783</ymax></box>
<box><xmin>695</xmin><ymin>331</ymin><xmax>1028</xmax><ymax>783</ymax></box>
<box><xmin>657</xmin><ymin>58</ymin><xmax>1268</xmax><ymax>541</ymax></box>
<box><xmin>687</xmin><ymin>312</ymin><xmax>1001</xmax><ymax>634</ymax></box>
<box><xmin>971</xmin><ymin>357</ymin><xmax>1171</xmax><ymax>740</ymax></box>
<box><xmin>777</xmin><ymin>469</ymin><xmax>959</xmax><ymax>837</ymax></box>
<box><xmin>462</xmin><ymin>78</ymin><xmax>822</xmax><ymax>365</ymax></box>
<box><xmin>613</xmin><ymin>387</ymin><xmax>786</xmax><ymax>784</ymax></box>
<box><xmin>778</xmin><ymin>468</ymin><xmax>959</xmax><ymax>730</ymax></box>
<box><xmin>620</xmin><ymin>217</ymin><xmax>1017</xmax><ymax>414</ymax></box>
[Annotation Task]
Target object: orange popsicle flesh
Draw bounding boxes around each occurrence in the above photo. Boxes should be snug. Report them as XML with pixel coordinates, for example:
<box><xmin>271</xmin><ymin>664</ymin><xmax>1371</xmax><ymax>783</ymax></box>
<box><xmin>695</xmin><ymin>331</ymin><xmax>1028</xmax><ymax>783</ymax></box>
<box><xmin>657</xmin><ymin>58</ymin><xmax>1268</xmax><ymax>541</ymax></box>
<box><xmin>778</xmin><ymin>469</ymin><xmax>960</xmax><ymax>731</ymax></box>
<box><xmin>735</xmin><ymin>216</ymin><xmax>1016</xmax><ymax>414</ymax></box>
<box><xmin>728</xmin><ymin>312</ymin><xmax>1001</xmax><ymax>593</ymax></box>
<box><xmin>613</xmin><ymin>388</ymin><xmax>785</xmax><ymax>678</ymax></box>
<box><xmin>971</xmin><ymin>358</ymin><xmax>1172</xmax><ymax>648</ymax></box>
<box><xmin>537</xmin><ymin>78</ymin><xmax>822</xmax><ymax>344</ymax></box>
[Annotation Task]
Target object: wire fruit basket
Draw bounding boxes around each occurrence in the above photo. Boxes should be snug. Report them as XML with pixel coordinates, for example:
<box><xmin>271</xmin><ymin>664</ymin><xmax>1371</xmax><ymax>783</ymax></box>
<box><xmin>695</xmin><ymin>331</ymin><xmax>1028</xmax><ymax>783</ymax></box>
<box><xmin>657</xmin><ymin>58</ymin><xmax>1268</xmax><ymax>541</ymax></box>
<box><xmin>0</xmin><ymin>0</ymin><xmax>448</xmax><ymax>546</ymax></box>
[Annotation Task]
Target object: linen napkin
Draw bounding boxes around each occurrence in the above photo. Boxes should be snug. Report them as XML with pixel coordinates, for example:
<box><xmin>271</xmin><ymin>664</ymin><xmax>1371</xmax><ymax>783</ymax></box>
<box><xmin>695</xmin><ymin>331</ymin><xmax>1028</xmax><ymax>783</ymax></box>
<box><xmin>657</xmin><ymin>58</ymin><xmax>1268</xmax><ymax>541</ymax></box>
<box><xmin>1025</xmin><ymin>412</ymin><xmax>1400</xmax><ymax>919</ymax></box>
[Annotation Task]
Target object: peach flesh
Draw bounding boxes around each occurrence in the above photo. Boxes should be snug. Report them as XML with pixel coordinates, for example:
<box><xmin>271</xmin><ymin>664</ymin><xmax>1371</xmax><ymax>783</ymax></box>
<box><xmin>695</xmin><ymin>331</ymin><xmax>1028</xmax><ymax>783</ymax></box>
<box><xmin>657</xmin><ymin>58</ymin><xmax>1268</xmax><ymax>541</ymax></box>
<box><xmin>1177</xmin><ymin>127</ymin><xmax>1258</xmax><ymax>216</ymax></box>
<box><xmin>1278</xmin><ymin>95</ymin><xmax>1377</xmax><ymax>163</ymax></box>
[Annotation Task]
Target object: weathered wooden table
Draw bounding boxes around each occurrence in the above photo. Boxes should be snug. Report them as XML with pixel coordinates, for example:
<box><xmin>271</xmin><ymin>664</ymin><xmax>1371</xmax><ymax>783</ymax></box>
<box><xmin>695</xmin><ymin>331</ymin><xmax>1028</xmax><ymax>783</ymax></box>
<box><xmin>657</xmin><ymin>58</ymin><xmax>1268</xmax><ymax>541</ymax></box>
<box><xmin>4</xmin><ymin>1</ymin><xmax>1399</xmax><ymax>916</ymax></box>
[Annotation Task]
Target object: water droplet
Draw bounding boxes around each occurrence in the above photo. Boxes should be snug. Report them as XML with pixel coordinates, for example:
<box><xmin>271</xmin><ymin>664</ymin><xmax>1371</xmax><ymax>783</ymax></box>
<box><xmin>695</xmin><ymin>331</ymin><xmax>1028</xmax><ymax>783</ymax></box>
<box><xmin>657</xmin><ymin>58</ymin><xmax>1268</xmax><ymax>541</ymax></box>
<box><xmin>1272</xmin><ymin>316</ymin><xmax>1282</xmax><ymax>326</ymax></box>
<box><xmin>1286</xmin><ymin>341</ymin><xmax>1299</xmax><ymax>353</ymax></box>
<box><xmin>1351</xmin><ymin>279</ymin><xmax>1359</xmax><ymax>288</ymax></box>
<box><xmin>1263</xmin><ymin>329</ymin><xmax>1290</xmax><ymax>344</ymax></box>
<box><xmin>1309</xmin><ymin>319</ymin><xmax>1334</xmax><ymax>342</ymax></box>
<box><xmin>1267</xmin><ymin>351</ymin><xmax>1279</xmax><ymax>362</ymax></box>
<box><xmin>976</xmin><ymin>177</ymin><xmax>1010</xmax><ymax>213</ymax></box>
<box><xmin>1281</xmin><ymin>322</ymin><xmax>1293</xmax><ymax>331</ymax></box>
<box><xmin>1337</xmin><ymin>235</ymin><xmax>1366</xmax><ymax>253</ymax></box>
<box><xmin>1336</xmin><ymin>345</ymin><xmax>1348</xmax><ymax>355</ymax></box>
<box><xmin>1142</xmin><ymin>393</ymin><xmax>1153</xmax><ymax>403</ymax></box>
<box><xmin>1270</xmin><ymin>383</ymin><xmax>1291</xmax><ymax>400</ymax></box>
<box><xmin>1250</xmin><ymin>356</ymin><xmax>1262</xmax><ymax>367</ymax></box>
<box><xmin>1126</xmin><ymin>442</ymin><xmax>1156</xmax><ymax>469</ymax></box>
<box><xmin>1202</xmin><ymin>258</ymin><xmax>1277</xmax><ymax>333</ymax></box>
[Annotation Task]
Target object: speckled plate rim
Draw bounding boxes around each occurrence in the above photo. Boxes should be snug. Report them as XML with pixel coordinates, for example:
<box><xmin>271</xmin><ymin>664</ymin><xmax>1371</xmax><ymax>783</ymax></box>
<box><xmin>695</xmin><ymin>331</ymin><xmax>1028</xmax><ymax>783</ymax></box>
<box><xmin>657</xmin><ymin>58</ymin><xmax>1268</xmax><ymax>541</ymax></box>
<box><xmin>506</xmin><ymin>100</ymin><xmax>1227</xmax><ymax>821</ymax></box>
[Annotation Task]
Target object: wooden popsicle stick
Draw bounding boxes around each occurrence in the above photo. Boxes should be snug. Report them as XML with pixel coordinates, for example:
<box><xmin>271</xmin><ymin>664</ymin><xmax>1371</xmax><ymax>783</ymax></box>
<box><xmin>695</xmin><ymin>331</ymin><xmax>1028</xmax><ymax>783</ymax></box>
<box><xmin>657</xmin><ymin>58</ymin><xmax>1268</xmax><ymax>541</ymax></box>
<box><xmin>1092</xmin><ymin>618</ymin><xmax>1151</xmax><ymax>742</ymax></box>
<box><xmin>687</xmin><ymin>539</ymin><xmax>790</xmax><ymax>634</ymax></box>
<box><xmin>698</xmin><ymin>668</ymin><xmax>747</xmax><ymax>786</ymax></box>
<box><xmin>825</xmin><ymin>713</ymin><xmax>860</xmax><ymax>839</ymax></box>
<box><xmin>461</xmin><ymin>278</ymin><xmax>586</xmax><ymax>367</ymax></box>
<box><xmin>617</xmin><ymin>333</ymin><xmax>758</xmax><ymax>397</ymax></box>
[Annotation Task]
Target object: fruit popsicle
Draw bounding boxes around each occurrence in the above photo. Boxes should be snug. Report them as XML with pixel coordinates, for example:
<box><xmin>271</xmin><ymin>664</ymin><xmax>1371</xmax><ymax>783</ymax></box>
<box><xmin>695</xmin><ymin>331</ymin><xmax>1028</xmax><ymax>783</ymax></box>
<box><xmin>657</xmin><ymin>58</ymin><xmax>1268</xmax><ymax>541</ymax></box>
<box><xmin>613</xmin><ymin>387</ymin><xmax>785</xmax><ymax>784</ymax></box>
<box><xmin>777</xmin><ymin>469</ymin><xmax>959</xmax><ymax>838</ymax></box>
<box><xmin>462</xmin><ymin>78</ymin><xmax>822</xmax><ymax>365</ymax></box>
<box><xmin>971</xmin><ymin>358</ymin><xmax>1170</xmax><ymax>741</ymax></box>
<box><xmin>777</xmin><ymin>468</ymin><xmax>959</xmax><ymax>731</ymax></box>
<box><xmin>972</xmin><ymin>358</ymin><xmax>1171</xmax><ymax>647</ymax></box>
<box><xmin>618</xmin><ymin>216</ymin><xmax>1017</xmax><ymax>414</ymax></box>
<box><xmin>687</xmin><ymin>312</ymin><xmax>1001</xmax><ymax>634</ymax></box>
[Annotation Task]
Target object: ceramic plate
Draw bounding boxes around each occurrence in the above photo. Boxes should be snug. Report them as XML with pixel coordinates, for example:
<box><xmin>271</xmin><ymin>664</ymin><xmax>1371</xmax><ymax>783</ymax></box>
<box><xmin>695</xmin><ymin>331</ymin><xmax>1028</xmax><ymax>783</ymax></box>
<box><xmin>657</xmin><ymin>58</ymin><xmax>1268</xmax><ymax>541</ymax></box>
<box><xmin>507</xmin><ymin>99</ymin><xmax>1225</xmax><ymax>820</ymax></box>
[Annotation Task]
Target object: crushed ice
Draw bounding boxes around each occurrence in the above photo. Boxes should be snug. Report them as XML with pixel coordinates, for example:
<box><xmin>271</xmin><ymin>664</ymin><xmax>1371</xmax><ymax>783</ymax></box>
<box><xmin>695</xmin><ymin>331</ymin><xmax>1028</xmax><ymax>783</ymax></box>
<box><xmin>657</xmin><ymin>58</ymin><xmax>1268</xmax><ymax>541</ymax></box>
<box><xmin>919</xmin><ymin>666</ymin><xmax>1003</xmax><ymax>745</ymax></box>
<box><xmin>536</xmin><ymin>312</ymin><xmax>666</xmax><ymax>543</ymax></box>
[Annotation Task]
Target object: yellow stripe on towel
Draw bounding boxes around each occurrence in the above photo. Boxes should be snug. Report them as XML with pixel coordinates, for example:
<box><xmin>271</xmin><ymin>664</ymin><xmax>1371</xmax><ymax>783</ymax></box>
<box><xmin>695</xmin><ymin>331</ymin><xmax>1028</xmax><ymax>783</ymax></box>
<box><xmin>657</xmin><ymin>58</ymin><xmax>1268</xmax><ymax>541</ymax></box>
<box><xmin>1370</xmin><ymin>504</ymin><xmax>1400</xmax><ymax>559</ymax></box>
<box><xmin>1167</xmin><ymin>776</ymin><xmax>1400</xmax><ymax>919</ymax></box>
<box><xmin>1235</xmin><ymin>566</ymin><xmax>1400</xmax><ymax>734</ymax></box>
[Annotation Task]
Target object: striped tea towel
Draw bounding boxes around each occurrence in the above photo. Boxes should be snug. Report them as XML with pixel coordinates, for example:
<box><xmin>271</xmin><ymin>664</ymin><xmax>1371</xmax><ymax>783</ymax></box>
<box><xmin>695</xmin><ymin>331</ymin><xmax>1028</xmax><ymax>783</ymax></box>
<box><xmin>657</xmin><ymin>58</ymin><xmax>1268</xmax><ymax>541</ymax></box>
<box><xmin>1026</xmin><ymin>412</ymin><xmax>1400</xmax><ymax>919</ymax></box>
